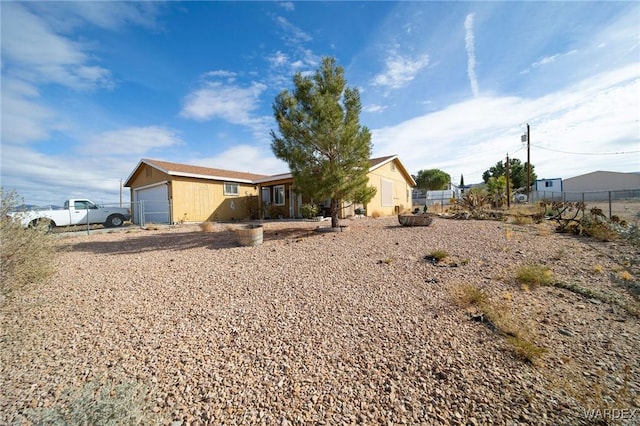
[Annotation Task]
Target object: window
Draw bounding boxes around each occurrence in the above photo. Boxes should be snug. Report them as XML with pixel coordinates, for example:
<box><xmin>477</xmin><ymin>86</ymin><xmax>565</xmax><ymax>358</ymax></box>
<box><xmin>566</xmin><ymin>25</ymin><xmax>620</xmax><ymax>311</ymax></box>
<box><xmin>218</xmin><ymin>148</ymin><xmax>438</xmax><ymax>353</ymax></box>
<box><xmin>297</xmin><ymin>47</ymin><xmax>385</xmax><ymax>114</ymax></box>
<box><xmin>545</xmin><ymin>181</ymin><xmax>553</xmax><ymax>188</ymax></box>
<box><xmin>262</xmin><ymin>187</ymin><xmax>271</xmax><ymax>204</ymax></box>
<box><xmin>224</xmin><ymin>182</ymin><xmax>239</xmax><ymax>196</ymax></box>
<box><xmin>274</xmin><ymin>185</ymin><xmax>285</xmax><ymax>206</ymax></box>
<box><xmin>74</xmin><ymin>200</ymin><xmax>96</xmax><ymax>209</ymax></box>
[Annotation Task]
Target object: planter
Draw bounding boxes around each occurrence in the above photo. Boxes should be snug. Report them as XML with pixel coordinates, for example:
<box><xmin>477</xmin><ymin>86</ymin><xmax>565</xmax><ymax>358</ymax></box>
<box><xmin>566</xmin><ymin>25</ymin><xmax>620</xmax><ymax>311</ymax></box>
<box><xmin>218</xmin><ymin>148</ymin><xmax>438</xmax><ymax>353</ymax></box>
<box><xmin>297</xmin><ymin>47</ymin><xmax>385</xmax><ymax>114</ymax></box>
<box><xmin>235</xmin><ymin>224</ymin><xmax>263</xmax><ymax>246</ymax></box>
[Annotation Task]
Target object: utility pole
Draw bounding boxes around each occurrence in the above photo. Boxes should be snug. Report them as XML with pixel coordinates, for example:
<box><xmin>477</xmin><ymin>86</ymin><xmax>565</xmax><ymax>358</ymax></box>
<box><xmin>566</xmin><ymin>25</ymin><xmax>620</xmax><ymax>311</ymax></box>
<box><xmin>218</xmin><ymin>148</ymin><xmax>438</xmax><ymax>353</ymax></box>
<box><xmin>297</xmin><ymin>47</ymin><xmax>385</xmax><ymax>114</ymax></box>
<box><xmin>506</xmin><ymin>153</ymin><xmax>511</xmax><ymax>208</ymax></box>
<box><xmin>522</xmin><ymin>123</ymin><xmax>531</xmax><ymax>203</ymax></box>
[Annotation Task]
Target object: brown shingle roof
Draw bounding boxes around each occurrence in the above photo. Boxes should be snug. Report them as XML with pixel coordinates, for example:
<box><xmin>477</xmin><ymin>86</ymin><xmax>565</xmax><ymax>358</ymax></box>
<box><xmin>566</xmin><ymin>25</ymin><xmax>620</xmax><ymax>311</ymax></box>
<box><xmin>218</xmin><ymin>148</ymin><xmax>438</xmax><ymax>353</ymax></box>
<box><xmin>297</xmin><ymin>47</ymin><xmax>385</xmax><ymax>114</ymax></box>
<box><xmin>369</xmin><ymin>155</ymin><xmax>396</xmax><ymax>168</ymax></box>
<box><xmin>143</xmin><ymin>158</ymin><xmax>269</xmax><ymax>182</ymax></box>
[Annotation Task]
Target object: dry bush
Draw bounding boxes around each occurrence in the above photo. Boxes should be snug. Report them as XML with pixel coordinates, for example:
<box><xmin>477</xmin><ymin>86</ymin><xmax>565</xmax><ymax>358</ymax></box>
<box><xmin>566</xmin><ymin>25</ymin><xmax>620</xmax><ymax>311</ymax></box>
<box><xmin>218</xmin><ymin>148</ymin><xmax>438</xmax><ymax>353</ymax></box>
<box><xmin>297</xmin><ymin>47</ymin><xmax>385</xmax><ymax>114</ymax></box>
<box><xmin>516</xmin><ymin>265</ymin><xmax>554</xmax><ymax>288</ymax></box>
<box><xmin>371</xmin><ymin>210</ymin><xmax>381</xmax><ymax>218</ymax></box>
<box><xmin>425</xmin><ymin>249</ymin><xmax>449</xmax><ymax>263</ymax></box>
<box><xmin>25</xmin><ymin>377</ymin><xmax>155</xmax><ymax>425</ymax></box>
<box><xmin>450</xmin><ymin>283</ymin><xmax>546</xmax><ymax>364</ymax></box>
<box><xmin>199</xmin><ymin>221</ymin><xmax>216</xmax><ymax>232</ymax></box>
<box><xmin>1</xmin><ymin>189</ymin><xmax>55</xmax><ymax>299</ymax></box>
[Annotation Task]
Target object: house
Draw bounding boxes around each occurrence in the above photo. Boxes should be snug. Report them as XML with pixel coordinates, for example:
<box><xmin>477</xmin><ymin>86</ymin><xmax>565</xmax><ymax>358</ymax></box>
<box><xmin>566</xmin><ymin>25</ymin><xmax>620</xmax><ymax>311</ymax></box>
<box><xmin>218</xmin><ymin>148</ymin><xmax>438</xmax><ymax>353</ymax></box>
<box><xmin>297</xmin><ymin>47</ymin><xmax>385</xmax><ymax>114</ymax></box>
<box><xmin>535</xmin><ymin>178</ymin><xmax>563</xmax><ymax>193</ymax></box>
<box><xmin>252</xmin><ymin>155</ymin><xmax>415</xmax><ymax>219</ymax></box>
<box><xmin>562</xmin><ymin>171</ymin><xmax>640</xmax><ymax>192</ymax></box>
<box><xmin>124</xmin><ymin>159</ymin><xmax>267</xmax><ymax>224</ymax></box>
<box><xmin>124</xmin><ymin>155</ymin><xmax>415</xmax><ymax>224</ymax></box>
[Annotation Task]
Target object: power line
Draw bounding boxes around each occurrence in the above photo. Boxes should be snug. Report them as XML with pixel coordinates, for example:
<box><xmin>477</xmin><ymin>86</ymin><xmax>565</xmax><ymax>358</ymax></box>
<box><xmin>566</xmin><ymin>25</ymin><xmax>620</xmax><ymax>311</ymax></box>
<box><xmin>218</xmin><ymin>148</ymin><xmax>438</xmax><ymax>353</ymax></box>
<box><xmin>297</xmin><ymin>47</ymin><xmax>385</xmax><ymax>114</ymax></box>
<box><xmin>531</xmin><ymin>143</ymin><xmax>640</xmax><ymax>156</ymax></box>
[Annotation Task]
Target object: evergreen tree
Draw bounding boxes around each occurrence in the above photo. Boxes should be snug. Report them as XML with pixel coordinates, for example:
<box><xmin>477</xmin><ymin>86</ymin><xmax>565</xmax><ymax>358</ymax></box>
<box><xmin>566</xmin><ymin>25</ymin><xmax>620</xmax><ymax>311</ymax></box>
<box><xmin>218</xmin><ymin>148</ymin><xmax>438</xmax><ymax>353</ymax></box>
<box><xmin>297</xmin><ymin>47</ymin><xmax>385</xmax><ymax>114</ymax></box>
<box><xmin>271</xmin><ymin>57</ymin><xmax>376</xmax><ymax>228</ymax></box>
<box><xmin>415</xmin><ymin>169</ymin><xmax>451</xmax><ymax>191</ymax></box>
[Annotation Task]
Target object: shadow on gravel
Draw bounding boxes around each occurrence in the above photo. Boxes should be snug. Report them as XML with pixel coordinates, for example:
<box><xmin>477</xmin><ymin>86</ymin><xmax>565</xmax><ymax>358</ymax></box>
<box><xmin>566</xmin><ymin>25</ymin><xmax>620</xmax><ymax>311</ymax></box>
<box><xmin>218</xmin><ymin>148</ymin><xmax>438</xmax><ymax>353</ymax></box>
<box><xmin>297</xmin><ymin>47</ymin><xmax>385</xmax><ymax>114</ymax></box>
<box><xmin>60</xmin><ymin>227</ymin><xmax>325</xmax><ymax>255</ymax></box>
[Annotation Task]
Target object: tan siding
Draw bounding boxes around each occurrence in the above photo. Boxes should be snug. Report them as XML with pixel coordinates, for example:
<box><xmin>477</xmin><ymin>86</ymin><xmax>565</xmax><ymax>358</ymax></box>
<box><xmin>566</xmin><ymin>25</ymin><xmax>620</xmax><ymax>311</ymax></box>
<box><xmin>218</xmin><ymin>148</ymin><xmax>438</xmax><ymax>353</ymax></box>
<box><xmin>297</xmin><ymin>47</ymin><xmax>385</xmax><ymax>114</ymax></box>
<box><xmin>172</xmin><ymin>178</ymin><xmax>258</xmax><ymax>222</ymax></box>
<box><xmin>365</xmin><ymin>159</ymin><xmax>413</xmax><ymax>217</ymax></box>
<box><xmin>128</xmin><ymin>165</ymin><xmax>171</xmax><ymax>189</ymax></box>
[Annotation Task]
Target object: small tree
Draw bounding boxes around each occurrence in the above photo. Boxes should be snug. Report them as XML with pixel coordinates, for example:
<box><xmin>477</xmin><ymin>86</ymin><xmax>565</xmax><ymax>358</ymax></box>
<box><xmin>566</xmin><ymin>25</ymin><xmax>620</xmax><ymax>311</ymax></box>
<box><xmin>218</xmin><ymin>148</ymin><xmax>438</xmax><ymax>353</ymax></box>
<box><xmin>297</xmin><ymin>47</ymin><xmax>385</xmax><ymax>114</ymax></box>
<box><xmin>483</xmin><ymin>158</ymin><xmax>536</xmax><ymax>190</ymax></box>
<box><xmin>414</xmin><ymin>169</ymin><xmax>451</xmax><ymax>191</ymax></box>
<box><xmin>271</xmin><ymin>57</ymin><xmax>376</xmax><ymax>228</ymax></box>
<box><xmin>486</xmin><ymin>175</ymin><xmax>510</xmax><ymax>208</ymax></box>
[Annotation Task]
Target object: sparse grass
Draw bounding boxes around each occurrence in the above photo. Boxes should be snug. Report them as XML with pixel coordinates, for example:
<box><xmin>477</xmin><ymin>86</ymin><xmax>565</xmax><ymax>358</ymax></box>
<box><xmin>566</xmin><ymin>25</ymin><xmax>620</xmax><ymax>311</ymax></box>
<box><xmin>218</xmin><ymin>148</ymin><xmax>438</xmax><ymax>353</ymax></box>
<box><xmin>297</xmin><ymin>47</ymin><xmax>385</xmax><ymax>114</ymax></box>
<box><xmin>507</xmin><ymin>335</ymin><xmax>547</xmax><ymax>363</ymax></box>
<box><xmin>1</xmin><ymin>189</ymin><xmax>55</xmax><ymax>299</ymax></box>
<box><xmin>454</xmin><ymin>283</ymin><xmax>489</xmax><ymax>308</ymax></box>
<box><xmin>25</xmin><ymin>377</ymin><xmax>154</xmax><ymax>425</ymax></box>
<box><xmin>593</xmin><ymin>264</ymin><xmax>603</xmax><ymax>273</ymax></box>
<box><xmin>512</xmin><ymin>214</ymin><xmax>533</xmax><ymax>225</ymax></box>
<box><xmin>199</xmin><ymin>221</ymin><xmax>216</xmax><ymax>232</ymax></box>
<box><xmin>617</xmin><ymin>270</ymin><xmax>632</xmax><ymax>281</ymax></box>
<box><xmin>144</xmin><ymin>223</ymin><xmax>160</xmax><ymax>231</ymax></box>
<box><xmin>450</xmin><ymin>283</ymin><xmax>545</xmax><ymax>364</ymax></box>
<box><xmin>516</xmin><ymin>264</ymin><xmax>554</xmax><ymax>288</ymax></box>
<box><xmin>425</xmin><ymin>249</ymin><xmax>449</xmax><ymax>263</ymax></box>
<box><xmin>552</xmin><ymin>247</ymin><xmax>567</xmax><ymax>261</ymax></box>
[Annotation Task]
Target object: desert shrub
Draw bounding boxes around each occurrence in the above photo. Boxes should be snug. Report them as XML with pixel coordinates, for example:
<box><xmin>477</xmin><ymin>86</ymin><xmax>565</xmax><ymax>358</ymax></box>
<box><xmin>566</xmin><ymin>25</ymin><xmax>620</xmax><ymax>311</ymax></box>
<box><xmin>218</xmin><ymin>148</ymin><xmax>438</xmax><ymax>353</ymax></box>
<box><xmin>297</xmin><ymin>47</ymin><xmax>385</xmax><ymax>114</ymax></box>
<box><xmin>371</xmin><ymin>210</ymin><xmax>381</xmax><ymax>218</ymax></box>
<box><xmin>0</xmin><ymin>189</ymin><xmax>55</xmax><ymax>298</ymax></box>
<box><xmin>300</xmin><ymin>203</ymin><xmax>319</xmax><ymax>219</ymax></box>
<box><xmin>25</xmin><ymin>377</ymin><xmax>153</xmax><ymax>425</ymax></box>
<box><xmin>450</xmin><ymin>283</ymin><xmax>545</xmax><ymax>364</ymax></box>
<box><xmin>454</xmin><ymin>283</ymin><xmax>489</xmax><ymax>308</ymax></box>
<box><xmin>516</xmin><ymin>265</ymin><xmax>554</xmax><ymax>288</ymax></box>
<box><xmin>512</xmin><ymin>213</ymin><xmax>533</xmax><ymax>225</ymax></box>
<box><xmin>241</xmin><ymin>195</ymin><xmax>260</xmax><ymax>220</ymax></box>
<box><xmin>425</xmin><ymin>249</ymin><xmax>449</xmax><ymax>263</ymax></box>
<box><xmin>456</xmin><ymin>187</ymin><xmax>488</xmax><ymax>212</ymax></box>
<box><xmin>199</xmin><ymin>221</ymin><xmax>216</xmax><ymax>232</ymax></box>
<box><xmin>507</xmin><ymin>335</ymin><xmax>547</xmax><ymax>363</ymax></box>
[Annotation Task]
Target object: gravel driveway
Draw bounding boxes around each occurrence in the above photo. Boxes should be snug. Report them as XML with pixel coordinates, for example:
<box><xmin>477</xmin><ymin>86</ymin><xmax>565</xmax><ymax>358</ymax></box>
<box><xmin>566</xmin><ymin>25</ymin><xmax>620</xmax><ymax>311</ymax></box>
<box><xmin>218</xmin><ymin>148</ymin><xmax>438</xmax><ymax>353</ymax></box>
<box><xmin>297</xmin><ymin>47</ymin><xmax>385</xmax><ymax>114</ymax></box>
<box><xmin>1</xmin><ymin>216</ymin><xmax>638</xmax><ymax>425</ymax></box>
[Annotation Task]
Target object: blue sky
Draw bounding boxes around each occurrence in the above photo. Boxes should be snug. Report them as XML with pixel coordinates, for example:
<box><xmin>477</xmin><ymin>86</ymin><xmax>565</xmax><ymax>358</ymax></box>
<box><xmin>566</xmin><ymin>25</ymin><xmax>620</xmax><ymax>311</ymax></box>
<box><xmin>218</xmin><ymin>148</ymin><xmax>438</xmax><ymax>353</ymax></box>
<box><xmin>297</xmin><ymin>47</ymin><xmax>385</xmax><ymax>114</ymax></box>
<box><xmin>1</xmin><ymin>1</ymin><xmax>639</xmax><ymax>205</ymax></box>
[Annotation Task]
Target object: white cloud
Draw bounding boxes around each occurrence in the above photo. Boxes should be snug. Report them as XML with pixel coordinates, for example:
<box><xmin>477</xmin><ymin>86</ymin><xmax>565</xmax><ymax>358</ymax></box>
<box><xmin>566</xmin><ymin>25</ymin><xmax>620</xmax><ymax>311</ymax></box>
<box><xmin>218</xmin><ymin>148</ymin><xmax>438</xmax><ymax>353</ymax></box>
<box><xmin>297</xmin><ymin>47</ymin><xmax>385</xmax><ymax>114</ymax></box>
<box><xmin>279</xmin><ymin>2</ymin><xmax>295</xmax><ymax>12</ymax></box>
<box><xmin>464</xmin><ymin>13</ymin><xmax>479</xmax><ymax>98</ymax></box>
<box><xmin>275</xmin><ymin>16</ymin><xmax>312</xmax><ymax>44</ymax></box>
<box><xmin>196</xmin><ymin>145</ymin><xmax>288</xmax><ymax>176</ymax></box>
<box><xmin>0</xmin><ymin>78</ymin><xmax>55</xmax><ymax>144</ymax></box>
<box><xmin>1</xmin><ymin>144</ymin><xmax>134</xmax><ymax>206</ymax></box>
<box><xmin>372</xmin><ymin>64</ymin><xmax>639</xmax><ymax>182</ymax></box>
<box><xmin>1</xmin><ymin>2</ymin><xmax>113</xmax><ymax>90</ymax></box>
<box><xmin>24</xmin><ymin>1</ymin><xmax>162</xmax><ymax>32</ymax></box>
<box><xmin>268</xmin><ymin>51</ymin><xmax>289</xmax><ymax>67</ymax></box>
<box><xmin>371</xmin><ymin>52</ymin><xmax>429</xmax><ymax>90</ymax></box>
<box><xmin>180</xmin><ymin>81</ymin><xmax>268</xmax><ymax>125</ymax></box>
<box><xmin>365</xmin><ymin>104</ymin><xmax>387</xmax><ymax>113</ymax></box>
<box><xmin>86</xmin><ymin>126</ymin><xmax>183</xmax><ymax>156</ymax></box>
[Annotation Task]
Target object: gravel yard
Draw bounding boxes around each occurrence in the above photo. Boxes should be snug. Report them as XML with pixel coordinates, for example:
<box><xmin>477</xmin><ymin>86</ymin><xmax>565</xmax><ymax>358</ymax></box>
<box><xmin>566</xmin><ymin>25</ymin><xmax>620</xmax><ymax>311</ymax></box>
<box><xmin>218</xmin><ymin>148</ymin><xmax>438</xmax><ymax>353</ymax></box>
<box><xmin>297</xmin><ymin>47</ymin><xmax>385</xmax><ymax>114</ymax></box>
<box><xmin>1</xmin><ymin>216</ymin><xmax>639</xmax><ymax>425</ymax></box>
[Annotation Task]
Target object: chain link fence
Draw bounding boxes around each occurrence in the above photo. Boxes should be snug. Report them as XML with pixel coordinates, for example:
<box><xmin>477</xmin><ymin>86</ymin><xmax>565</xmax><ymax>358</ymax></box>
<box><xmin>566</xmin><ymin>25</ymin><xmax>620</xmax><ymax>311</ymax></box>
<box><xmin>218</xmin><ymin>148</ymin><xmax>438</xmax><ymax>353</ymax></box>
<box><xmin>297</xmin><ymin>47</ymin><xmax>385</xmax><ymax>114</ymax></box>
<box><xmin>131</xmin><ymin>200</ymin><xmax>172</xmax><ymax>227</ymax></box>
<box><xmin>531</xmin><ymin>189</ymin><xmax>640</xmax><ymax>221</ymax></box>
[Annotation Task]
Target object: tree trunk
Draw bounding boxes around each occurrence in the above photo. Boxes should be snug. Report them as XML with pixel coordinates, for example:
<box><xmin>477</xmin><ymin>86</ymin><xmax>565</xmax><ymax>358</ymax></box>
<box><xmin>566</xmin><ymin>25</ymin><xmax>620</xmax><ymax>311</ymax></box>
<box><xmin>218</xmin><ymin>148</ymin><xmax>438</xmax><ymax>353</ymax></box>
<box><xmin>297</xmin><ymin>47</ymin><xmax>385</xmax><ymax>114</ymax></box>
<box><xmin>331</xmin><ymin>198</ymin><xmax>339</xmax><ymax>228</ymax></box>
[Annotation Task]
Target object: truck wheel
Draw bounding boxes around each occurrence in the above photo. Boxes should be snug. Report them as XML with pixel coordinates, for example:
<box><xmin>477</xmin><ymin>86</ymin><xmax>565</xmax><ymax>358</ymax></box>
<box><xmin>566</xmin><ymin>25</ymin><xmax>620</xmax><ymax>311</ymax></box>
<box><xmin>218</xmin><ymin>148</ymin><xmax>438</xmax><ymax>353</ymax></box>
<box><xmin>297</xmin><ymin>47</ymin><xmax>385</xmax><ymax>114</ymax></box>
<box><xmin>30</xmin><ymin>219</ymin><xmax>54</xmax><ymax>232</ymax></box>
<box><xmin>105</xmin><ymin>214</ymin><xmax>125</xmax><ymax>227</ymax></box>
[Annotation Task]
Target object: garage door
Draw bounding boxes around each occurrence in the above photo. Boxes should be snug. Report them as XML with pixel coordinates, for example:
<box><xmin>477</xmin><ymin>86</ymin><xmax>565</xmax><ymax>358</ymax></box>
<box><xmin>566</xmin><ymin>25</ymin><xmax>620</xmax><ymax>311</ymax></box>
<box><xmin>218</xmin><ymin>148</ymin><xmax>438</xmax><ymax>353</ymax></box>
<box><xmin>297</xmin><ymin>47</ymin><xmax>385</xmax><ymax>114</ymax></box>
<box><xmin>134</xmin><ymin>183</ymin><xmax>170</xmax><ymax>225</ymax></box>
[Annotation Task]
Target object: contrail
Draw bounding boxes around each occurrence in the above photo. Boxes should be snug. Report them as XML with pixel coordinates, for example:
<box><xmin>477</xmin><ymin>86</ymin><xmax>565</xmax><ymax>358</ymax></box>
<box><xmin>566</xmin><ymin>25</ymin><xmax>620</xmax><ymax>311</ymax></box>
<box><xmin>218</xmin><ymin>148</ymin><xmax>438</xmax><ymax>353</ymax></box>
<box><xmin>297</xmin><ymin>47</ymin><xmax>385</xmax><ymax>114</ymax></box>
<box><xmin>465</xmin><ymin>13</ymin><xmax>479</xmax><ymax>98</ymax></box>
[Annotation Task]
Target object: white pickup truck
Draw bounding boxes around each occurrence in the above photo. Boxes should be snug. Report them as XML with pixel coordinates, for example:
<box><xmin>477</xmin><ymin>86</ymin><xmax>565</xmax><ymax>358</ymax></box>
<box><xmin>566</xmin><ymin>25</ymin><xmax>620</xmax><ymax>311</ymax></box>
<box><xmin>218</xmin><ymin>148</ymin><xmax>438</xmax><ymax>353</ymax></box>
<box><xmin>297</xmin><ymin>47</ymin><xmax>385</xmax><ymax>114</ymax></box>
<box><xmin>9</xmin><ymin>199</ymin><xmax>131</xmax><ymax>230</ymax></box>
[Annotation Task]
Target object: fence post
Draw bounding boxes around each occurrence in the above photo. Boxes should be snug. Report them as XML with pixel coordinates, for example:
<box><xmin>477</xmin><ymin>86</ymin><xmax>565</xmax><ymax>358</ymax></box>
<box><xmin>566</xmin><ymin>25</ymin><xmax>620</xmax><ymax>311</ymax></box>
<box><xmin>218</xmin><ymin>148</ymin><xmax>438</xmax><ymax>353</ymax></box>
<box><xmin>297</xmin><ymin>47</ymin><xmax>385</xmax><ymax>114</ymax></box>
<box><xmin>139</xmin><ymin>200</ymin><xmax>145</xmax><ymax>229</ymax></box>
<box><xmin>608</xmin><ymin>191</ymin><xmax>612</xmax><ymax>219</ymax></box>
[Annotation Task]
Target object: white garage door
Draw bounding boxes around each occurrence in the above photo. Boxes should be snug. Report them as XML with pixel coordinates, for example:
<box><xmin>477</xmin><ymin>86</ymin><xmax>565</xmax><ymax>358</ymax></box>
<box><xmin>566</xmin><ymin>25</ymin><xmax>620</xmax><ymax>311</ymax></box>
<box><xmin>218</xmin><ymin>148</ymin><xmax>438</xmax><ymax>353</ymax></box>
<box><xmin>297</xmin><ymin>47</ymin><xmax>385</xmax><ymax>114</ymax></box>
<box><xmin>134</xmin><ymin>183</ymin><xmax>169</xmax><ymax>224</ymax></box>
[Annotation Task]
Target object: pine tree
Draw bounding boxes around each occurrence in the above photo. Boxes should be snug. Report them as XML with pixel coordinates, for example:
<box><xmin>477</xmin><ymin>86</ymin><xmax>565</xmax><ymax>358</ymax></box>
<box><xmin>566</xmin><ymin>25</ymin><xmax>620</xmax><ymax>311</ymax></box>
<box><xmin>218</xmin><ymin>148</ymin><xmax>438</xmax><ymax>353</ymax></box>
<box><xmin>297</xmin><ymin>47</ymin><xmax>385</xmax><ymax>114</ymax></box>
<box><xmin>271</xmin><ymin>57</ymin><xmax>376</xmax><ymax>228</ymax></box>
